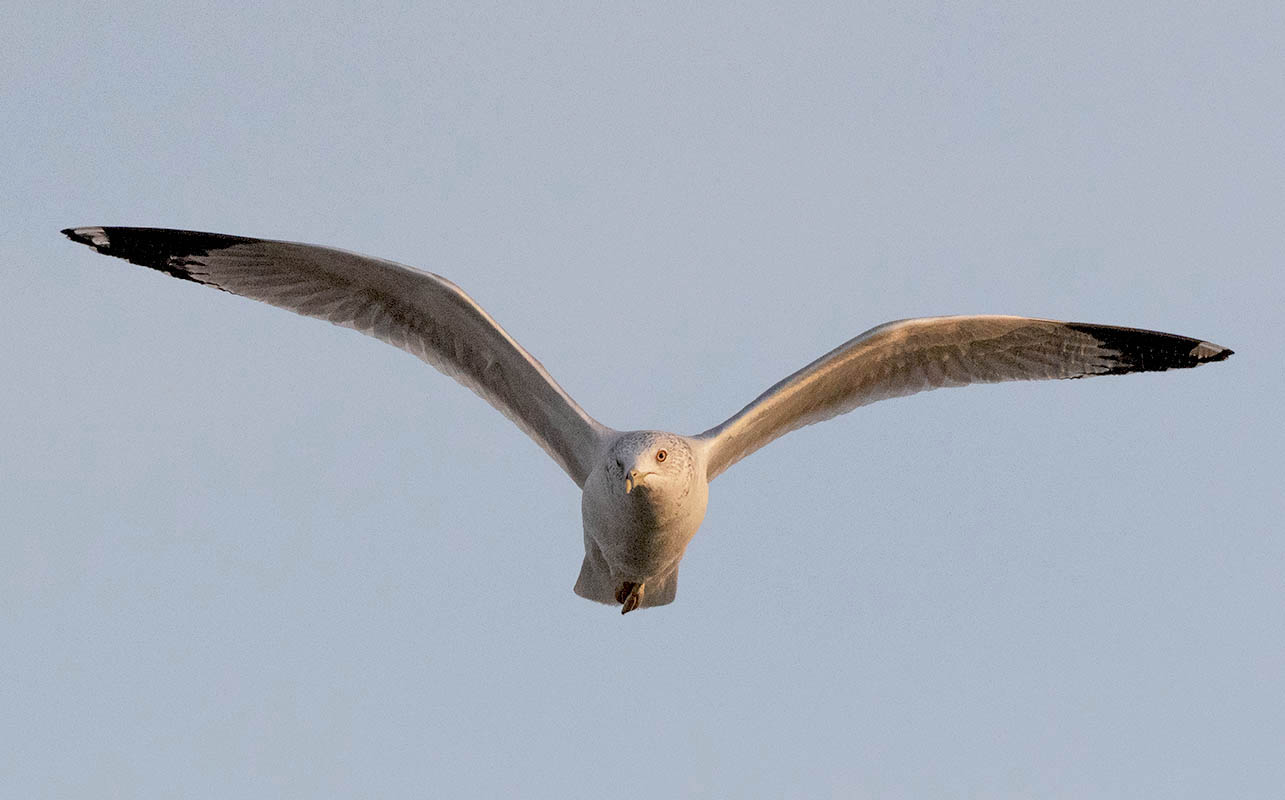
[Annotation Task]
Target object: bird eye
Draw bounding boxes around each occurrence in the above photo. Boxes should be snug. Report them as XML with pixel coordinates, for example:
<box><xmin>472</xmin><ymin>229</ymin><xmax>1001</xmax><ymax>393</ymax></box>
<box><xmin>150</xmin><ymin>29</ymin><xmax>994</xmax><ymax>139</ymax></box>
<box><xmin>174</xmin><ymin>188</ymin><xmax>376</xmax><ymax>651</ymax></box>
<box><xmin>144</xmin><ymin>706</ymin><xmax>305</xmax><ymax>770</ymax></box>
<box><xmin>655</xmin><ymin>449</ymin><xmax>667</xmax><ymax>463</ymax></box>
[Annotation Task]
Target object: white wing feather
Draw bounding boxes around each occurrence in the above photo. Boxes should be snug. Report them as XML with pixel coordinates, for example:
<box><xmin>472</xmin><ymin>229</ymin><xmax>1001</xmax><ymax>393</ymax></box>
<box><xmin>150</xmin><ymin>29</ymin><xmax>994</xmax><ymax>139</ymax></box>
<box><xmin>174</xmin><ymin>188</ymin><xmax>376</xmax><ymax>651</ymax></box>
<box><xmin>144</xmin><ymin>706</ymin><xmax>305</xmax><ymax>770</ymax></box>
<box><xmin>64</xmin><ymin>226</ymin><xmax>612</xmax><ymax>486</ymax></box>
<box><xmin>697</xmin><ymin>315</ymin><xmax>1231</xmax><ymax>480</ymax></box>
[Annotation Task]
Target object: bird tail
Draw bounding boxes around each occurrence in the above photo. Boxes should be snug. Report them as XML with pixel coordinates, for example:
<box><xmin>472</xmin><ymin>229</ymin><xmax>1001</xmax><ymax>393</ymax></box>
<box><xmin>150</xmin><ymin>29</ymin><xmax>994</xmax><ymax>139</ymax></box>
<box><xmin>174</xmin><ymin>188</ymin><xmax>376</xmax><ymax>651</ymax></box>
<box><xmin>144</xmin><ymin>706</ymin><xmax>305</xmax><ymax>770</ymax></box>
<box><xmin>573</xmin><ymin>539</ymin><xmax>679</xmax><ymax>610</ymax></box>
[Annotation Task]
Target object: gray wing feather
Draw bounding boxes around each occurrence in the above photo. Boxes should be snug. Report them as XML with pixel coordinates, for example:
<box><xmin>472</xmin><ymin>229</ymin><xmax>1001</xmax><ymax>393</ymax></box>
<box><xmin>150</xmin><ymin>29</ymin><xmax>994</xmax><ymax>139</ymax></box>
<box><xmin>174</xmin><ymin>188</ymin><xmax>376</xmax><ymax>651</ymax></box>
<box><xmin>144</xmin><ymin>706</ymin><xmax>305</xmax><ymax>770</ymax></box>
<box><xmin>697</xmin><ymin>315</ymin><xmax>1232</xmax><ymax>480</ymax></box>
<box><xmin>64</xmin><ymin>226</ymin><xmax>611</xmax><ymax>486</ymax></box>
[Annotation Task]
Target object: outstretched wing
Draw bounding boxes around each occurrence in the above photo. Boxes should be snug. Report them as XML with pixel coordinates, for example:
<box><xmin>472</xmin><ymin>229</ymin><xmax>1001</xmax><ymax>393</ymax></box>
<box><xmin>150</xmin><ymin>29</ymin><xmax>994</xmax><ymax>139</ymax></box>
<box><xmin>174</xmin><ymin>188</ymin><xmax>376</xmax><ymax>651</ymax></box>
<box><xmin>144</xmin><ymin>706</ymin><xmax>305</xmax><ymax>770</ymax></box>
<box><xmin>63</xmin><ymin>226</ymin><xmax>612</xmax><ymax>486</ymax></box>
<box><xmin>697</xmin><ymin>315</ymin><xmax>1232</xmax><ymax>480</ymax></box>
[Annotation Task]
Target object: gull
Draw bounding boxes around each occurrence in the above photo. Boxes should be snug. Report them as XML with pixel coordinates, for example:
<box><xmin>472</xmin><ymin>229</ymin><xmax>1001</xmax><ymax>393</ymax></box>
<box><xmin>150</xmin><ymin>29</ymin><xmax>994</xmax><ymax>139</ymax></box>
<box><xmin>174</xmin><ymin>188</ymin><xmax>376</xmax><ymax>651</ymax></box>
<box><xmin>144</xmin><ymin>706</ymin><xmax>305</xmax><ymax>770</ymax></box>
<box><xmin>63</xmin><ymin>227</ymin><xmax>1233</xmax><ymax>614</ymax></box>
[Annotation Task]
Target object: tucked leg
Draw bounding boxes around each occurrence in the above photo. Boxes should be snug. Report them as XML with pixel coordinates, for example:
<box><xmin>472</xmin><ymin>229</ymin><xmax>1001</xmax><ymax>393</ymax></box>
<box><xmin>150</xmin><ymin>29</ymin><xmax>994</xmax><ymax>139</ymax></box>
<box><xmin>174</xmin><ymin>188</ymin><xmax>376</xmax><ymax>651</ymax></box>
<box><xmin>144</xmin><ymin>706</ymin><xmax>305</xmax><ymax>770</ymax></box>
<box><xmin>617</xmin><ymin>581</ymin><xmax>645</xmax><ymax>614</ymax></box>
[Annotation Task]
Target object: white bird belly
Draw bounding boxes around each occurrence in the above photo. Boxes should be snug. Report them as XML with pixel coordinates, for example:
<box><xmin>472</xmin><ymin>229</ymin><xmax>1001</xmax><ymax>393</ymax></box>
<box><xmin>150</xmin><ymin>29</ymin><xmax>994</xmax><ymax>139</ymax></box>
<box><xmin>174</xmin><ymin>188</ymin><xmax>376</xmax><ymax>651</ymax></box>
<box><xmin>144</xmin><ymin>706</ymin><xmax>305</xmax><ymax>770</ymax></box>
<box><xmin>580</xmin><ymin>470</ymin><xmax>708</xmax><ymax>582</ymax></box>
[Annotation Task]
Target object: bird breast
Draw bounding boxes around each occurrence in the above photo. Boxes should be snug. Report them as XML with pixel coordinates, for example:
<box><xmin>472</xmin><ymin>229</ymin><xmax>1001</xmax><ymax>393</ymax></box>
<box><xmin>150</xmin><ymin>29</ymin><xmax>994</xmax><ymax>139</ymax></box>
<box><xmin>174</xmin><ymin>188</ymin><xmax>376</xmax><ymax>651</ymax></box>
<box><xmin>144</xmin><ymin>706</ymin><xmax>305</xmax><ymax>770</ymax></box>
<box><xmin>580</xmin><ymin>465</ymin><xmax>709</xmax><ymax>580</ymax></box>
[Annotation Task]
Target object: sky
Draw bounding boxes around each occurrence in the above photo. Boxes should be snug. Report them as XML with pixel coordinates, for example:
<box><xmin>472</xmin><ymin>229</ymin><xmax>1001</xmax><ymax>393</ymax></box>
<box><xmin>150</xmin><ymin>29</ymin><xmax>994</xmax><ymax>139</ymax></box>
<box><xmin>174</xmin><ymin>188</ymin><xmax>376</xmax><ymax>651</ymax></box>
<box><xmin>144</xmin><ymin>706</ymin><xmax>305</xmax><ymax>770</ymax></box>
<box><xmin>3</xmin><ymin>2</ymin><xmax>1283</xmax><ymax>797</ymax></box>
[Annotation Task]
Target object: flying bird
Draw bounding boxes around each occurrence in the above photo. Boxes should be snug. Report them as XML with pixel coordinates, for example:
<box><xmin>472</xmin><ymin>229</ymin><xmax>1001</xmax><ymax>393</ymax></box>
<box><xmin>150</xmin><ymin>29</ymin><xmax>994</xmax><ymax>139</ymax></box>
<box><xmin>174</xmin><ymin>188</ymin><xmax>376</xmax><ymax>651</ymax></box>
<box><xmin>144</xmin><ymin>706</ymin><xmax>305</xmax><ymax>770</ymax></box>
<box><xmin>63</xmin><ymin>227</ymin><xmax>1233</xmax><ymax>613</ymax></box>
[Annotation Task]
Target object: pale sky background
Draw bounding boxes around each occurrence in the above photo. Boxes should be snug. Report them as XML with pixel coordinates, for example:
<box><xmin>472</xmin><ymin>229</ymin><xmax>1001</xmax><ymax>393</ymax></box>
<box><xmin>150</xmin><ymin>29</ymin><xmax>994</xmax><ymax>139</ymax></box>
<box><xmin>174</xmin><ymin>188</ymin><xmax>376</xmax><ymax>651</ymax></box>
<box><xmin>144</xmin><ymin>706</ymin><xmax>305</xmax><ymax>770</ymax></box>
<box><xmin>4</xmin><ymin>2</ymin><xmax>1283</xmax><ymax>797</ymax></box>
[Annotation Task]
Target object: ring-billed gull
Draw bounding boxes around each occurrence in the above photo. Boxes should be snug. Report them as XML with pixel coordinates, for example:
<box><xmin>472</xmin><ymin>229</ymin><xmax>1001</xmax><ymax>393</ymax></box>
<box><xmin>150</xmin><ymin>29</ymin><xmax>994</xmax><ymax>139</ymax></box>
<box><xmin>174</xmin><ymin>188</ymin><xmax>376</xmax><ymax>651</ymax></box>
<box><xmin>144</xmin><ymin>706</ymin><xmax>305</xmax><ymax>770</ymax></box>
<box><xmin>63</xmin><ymin>227</ymin><xmax>1233</xmax><ymax>614</ymax></box>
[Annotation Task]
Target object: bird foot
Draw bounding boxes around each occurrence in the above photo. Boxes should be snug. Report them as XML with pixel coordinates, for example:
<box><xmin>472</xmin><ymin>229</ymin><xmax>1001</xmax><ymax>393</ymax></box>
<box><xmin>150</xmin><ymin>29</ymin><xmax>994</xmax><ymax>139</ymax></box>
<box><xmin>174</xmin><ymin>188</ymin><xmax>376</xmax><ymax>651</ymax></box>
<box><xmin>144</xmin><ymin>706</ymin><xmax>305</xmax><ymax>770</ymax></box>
<box><xmin>616</xmin><ymin>581</ymin><xmax>644</xmax><ymax>614</ymax></box>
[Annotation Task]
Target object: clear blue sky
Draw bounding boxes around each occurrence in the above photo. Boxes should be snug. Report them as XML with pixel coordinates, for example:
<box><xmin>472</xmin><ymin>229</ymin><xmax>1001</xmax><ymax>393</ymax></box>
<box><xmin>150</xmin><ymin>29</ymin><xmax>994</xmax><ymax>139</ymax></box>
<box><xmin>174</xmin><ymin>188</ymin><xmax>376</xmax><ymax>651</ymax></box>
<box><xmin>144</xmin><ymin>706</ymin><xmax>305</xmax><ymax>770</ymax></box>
<box><xmin>4</xmin><ymin>2</ymin><xmax>1282</xmax><ymax>797</ymax></box>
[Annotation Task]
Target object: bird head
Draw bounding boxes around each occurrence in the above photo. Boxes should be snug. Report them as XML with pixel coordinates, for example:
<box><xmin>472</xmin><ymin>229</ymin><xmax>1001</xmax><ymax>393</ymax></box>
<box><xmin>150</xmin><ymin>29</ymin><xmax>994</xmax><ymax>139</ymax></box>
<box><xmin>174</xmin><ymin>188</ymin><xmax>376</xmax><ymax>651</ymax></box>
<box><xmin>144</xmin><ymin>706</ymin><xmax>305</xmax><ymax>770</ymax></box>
<box><xmin>607</xmin><ymin>431</ymin><xmax>697</xmax><ymax>501</ymax></box>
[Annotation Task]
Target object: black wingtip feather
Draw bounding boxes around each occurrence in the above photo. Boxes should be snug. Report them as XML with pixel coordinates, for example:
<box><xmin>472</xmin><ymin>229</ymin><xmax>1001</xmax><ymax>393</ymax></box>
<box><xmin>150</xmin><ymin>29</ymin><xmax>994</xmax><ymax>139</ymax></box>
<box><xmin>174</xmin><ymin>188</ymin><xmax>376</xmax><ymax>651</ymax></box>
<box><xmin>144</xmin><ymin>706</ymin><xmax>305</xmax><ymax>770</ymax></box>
<box><xmin>1065</xmin><ymin>322</ymin><xmax>1234</xmax><ymax>376</ymax></box>
<box><xmin>62</xmin><ymin>226</ymin><xmax>253</xmax><ymax>287</ymax></box>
